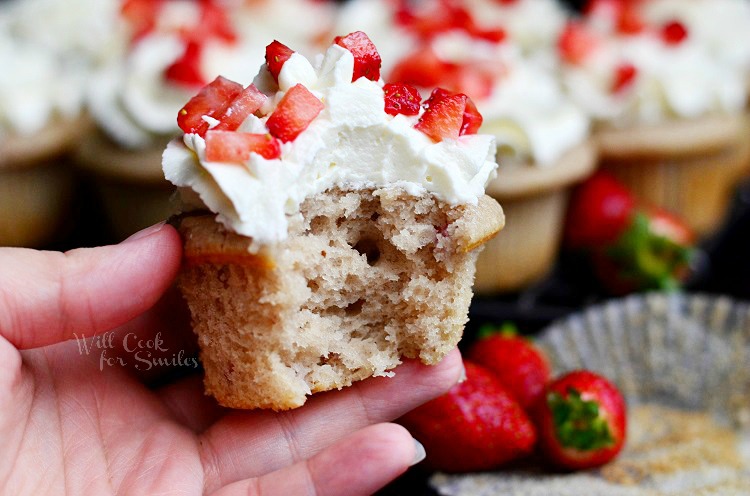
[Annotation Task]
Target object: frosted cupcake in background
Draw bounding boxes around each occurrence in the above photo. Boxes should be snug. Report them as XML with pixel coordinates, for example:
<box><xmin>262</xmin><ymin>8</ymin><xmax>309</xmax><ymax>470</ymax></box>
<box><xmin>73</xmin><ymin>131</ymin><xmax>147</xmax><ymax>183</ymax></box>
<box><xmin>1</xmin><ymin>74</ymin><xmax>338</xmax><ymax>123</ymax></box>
<box><xmin>74</xmin><ymin>0</ymin><xmax>337</xmax><ymax>239</ymax></box>
<box><xmin>339</xmin><ymin>0</ymin><xmax>596</xmax><ymax>293</ymax></box>
<box><xmin>0</xmin><ymin>0</ymin><xmax>116</xmax><ymax>247</ymax></box>
<box><xmin>560</xmin><ymin>0</ymin><xmax>750</xmax><ymax>238</ymax></box>
<box><xmin>74</xmin><ymin>0</ymin><xmax>248</xmax><ymax>238</ymax></box>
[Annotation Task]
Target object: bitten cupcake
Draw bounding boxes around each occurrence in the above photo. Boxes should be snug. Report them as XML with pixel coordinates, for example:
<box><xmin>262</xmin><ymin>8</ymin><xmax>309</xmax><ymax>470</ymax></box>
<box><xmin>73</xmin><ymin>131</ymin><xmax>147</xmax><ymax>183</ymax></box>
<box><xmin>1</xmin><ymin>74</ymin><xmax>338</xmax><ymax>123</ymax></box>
<box><xmin>338</xmin><ymin>0</ymin><xmax>596</xmax><ymax>293</ymax></box>
<box><xmin>0</xmin><ymin>0</ymin><xmax>110</xmax><ymax>247</ymax></box>
<box><xmin>163</xmin><ymin>33</ymin><xmax>504</xmax><ymax>410</ymax></box>
<box><xmin>561</xmin><ymin>0</ymin><xmax>750</xmax><ymax>237</ymax></box>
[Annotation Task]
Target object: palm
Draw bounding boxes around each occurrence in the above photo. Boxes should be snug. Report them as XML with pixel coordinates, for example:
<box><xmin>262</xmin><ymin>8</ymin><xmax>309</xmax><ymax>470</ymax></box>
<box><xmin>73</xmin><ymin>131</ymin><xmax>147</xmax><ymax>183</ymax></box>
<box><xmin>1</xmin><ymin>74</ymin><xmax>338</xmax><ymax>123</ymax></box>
<box><xmin>0</xmin><ymin>225</ymin><xmax>461</xmax><ymax>496</ymax></box>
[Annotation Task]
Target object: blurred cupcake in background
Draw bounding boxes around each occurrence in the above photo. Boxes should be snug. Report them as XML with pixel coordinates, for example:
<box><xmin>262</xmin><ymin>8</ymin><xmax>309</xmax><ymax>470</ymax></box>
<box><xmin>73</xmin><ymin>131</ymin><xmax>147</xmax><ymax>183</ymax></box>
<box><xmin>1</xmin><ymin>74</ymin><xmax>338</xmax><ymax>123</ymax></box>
<box><xmin>338</xmin><ymin>0</ymin><xmax>596</xmax><ymax>293</ymax></box>
<box><xmin>74</xmin><ymin>0</ymin><xmax>243</xmax><ymax>239</ymax></box>
<box><xmin>76</xmin><ymin>0</ymin><xmax>336</xmax><ymax>239</ymax></box>
<box><xmin>561</xmin><ymin>0</ymin><xmax>750</xmax><ymax>238</ymax></box>
<box><xmin>0</xmin><ymin>0</ymin><xmax>116</xmax><ymax>247</ymax></box>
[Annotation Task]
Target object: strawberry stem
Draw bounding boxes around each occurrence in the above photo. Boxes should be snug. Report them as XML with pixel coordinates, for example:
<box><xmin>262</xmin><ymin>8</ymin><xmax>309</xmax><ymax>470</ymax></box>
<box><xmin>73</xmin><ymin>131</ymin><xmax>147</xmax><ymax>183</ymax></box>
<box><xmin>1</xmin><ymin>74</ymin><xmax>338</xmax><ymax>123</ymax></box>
<box><xmin>605</xmin><ymin>212</ymin><xmax>693</xmax><ymax>290</ymax></box>
<box><xmin>549</xmin><ymin>389</ymin><xmax>614</xmax><ymax>451</ymax></box>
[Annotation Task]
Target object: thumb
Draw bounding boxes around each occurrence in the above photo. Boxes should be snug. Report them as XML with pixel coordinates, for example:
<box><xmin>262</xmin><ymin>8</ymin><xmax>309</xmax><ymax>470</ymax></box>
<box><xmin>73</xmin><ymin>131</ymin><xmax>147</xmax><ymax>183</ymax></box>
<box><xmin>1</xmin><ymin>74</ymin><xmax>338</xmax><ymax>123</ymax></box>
<box><xmin>0</xmin><ymin>222</ymin><xmax>183</xmax><ymax>350</ymax></box>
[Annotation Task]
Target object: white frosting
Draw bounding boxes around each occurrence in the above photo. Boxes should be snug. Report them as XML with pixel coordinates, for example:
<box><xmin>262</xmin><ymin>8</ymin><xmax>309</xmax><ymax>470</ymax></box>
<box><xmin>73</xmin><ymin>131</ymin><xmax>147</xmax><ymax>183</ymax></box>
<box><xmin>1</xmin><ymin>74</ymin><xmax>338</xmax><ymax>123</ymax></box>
<box><xmin>641</xmin><ymin>0</ymin><xmax>750</xmax><ymax>77</ymax></box>
<box><xmin>163</xmin><ymin>45</ymin><xmax>498</xmax><ymax>246</ymax></box>
<box><xmin>463</xmin><ymin>0</ymin><xmax>569</xmax><ymax>54</ymax></box>
<box><xmin>562</xmin><ymin>29</ymin><xmax>747</xmax><ymax>126</ymax></box>
<box><xmin>0</xmin><ymin>0</ymin><xmax>122</xmax><ymax>137</ymax></box>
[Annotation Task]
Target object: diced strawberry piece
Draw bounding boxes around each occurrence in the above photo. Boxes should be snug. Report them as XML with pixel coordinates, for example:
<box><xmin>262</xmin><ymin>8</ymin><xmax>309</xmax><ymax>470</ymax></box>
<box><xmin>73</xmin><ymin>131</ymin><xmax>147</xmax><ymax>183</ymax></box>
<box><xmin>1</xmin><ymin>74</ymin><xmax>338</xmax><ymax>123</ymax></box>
<box><xmin>661</xmin><ymin>20</ymin><xmax>688</xmax><ymax>45</ymax></box>
<box><xmin>334</xmin><ymin>31</ymin><xmax>382</xmax><ymax>82</ymax></box>
<box><xmin>266</xmin><ymin>84</ymin><xmax>324</xmax><ymax>142</ymax></box>
<box><xmin>461</xmin><ymin>96</ymin><xmax>483</xmax><ymax>135</ymax></box>
<box><xmin>265</xmin><ymin>40</ymin><xmax>295</xmax><ymax>83</ymax></box>
<box><xmin>213</xmin><ymin>84</ymin><xmax>267</xmax><ymax>132</ymax></box>
<box><xmin>611</xmin><ymin>62</ymin><xmax>638</xmax><ymax>93</ymax></box>
<box><xmin>558</xmin><ymin>21</ymin><xmax>598</xmax><ymax>64</ymax></box>
<box><xmin>205</xmin><ymin>131</ymin><xmax>281</xmax><ymax>161</ymax></box>
<box><xmin>389</xmin><ymin>48</ymin><xmax>456</xmax><ymax>89</ymax></box>
<box><xmin>383</xmin><ymin>83</ymin><xmax>421</xmax><ymax>116</ymax></box>
<box><xmin>451</xmin><ymin>67</ymin><xmax>495</xmax><ymax>101</ymax></box>
<box><xmin>618</xmin><ymin>6</ymin><xmax>645</xmax><ymax>34</ymax></box>
<box><xmin>177</xmin><ymin>76</ymin><xmax>244</xmax><ymax>136</ymax></box>
<box><xmin>425</xmin><ymin>88</ymin><xmax>483</xmax><ymax>136</ymax></box>
<box><xmin>395</xmin><ymin>1</ymin><xmax>473</xmax><ymax>39</ymax></box>
<box><xmin>496</xmin><ymin>0</ymin><xmax>519</xmax><ymax>4</ymax></box>
<box><xmin>416</xmin><ymin>92</ymin><xmax>467</xmax><ymax>142</ymax></box>
<box><xmin>471</xmin><ymin>27</ymin><xmax>507</xmax><ymax>44</ymax></box>
<box><xmin>197</xmin><ymin>2</ymin><xmax>237</xmax><ymax>43</ymax></box>
<box><xmin>121</xmin><ymin>0</ymin><xmax>163</xmax><ymax>41</ymax></box>
<box><xmin>165</xmin><ymin>41</ymin><xmax>206</xmax><ymax>88</ymax></box>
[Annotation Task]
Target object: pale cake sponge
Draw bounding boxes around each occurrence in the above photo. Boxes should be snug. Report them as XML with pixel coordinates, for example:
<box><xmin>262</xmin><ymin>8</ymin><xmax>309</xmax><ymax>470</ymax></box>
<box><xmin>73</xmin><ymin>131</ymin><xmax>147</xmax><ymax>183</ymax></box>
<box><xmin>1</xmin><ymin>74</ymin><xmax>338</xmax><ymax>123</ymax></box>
<box><xmin>175</xmin><ymin>187</ymin><xmax>504</xmax><ymax>411</ymax></box>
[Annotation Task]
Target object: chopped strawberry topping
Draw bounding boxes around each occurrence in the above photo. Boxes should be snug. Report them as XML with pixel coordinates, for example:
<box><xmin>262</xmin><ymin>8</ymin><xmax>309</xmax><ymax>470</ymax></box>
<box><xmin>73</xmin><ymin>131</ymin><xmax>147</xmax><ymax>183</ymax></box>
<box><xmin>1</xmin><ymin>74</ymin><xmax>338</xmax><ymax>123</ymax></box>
<box><xmin>121</xmin><ymin>0</ymin><xmax>163</xmax><ymax>42</ymax></box>
<box><xmin>426</xmin><ymin>88</ymin><xmax>483</xmax><ymax>136</ymax></box>
<box><xmin>196</xmin><ymin>2</ymin><xmax>237</xmax><ymax>43</ymax></box>
<box><xmin>334</xmin><ymin>31</ymin><xmax>382</xmax><ymax>82</ymax></box>
<box><xmin>558</xmin><ymin>21</ymin><xmax>599</xmax><ymax>64</ymax></box>
<box><xmin>661</xmin><ymin>20</ymin><xmax>688</xmax><ymax>45</ymax></box>
<box><xmin>266</xmin><ymin>84</ymin><xmax>324</xmax><ymax>142</ymax></box>
<box><xmin>383</xmin><ymin>83</ymin><xmax>421</xmax><ymax>116</ymax></box>
<box><xmin>389</xmin><ymin>48</ymin><xmax>455</xmax><ymax>89</ymax></box>
<box><xmin>416</xmin><ymin>93</ymin><xmax>466</xmax><ymax>142</ymax></box>
<box><xmin>205</xmin><ymin>131</ymin><xmax>281</xmax><ymax>161</ymax></box>
<box><xmin>165</xmin><ymin>41</ymin><xmax>206</xmax><ymax>88</ymax></box>
<box><xmin>395</xmin><ymin>0</ymin><xmax>504</xmax><ymax>43</ymax></box>
<box><xmin>213</xmin><ymin>84</ymin><xmax>267</xmax><ymax>132</ymax></box>
<box><xmin>177</xmin><ymin>76</ymin><xmax>244</xmax><ymax>136</ymax></box>
<box><xmin>265</xmin><ymin>40</ymin><xmax>295</xmax><ymax>83</ymax></box>
<box><xmin>617</xmin><ymin>6</ymin><xmax>645</xmax><ymax>34</ymax></box>
<box><xmin>495</xmin><ymin>0</ymin><xmax>519</xmax><ymax>4</ymax></box>
<box><xmin>611</xmin><ymin>63</ymin><xmax>638</xmax><ymax>93</ymax></box>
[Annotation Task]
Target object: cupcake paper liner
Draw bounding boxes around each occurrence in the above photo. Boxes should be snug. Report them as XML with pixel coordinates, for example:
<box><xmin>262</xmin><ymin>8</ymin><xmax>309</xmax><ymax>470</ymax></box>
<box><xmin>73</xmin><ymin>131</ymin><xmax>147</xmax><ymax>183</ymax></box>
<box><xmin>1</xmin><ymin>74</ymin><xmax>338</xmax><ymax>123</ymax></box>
<box><xmin>432</xmin><ymin>292</ymin><xmax>750</xmax><ymax>496</ymax></box>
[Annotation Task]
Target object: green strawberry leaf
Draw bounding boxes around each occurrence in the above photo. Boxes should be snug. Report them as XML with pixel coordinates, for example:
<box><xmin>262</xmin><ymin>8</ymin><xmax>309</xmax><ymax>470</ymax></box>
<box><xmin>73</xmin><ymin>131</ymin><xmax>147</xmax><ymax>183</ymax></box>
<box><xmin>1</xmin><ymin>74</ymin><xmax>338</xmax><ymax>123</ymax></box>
<box><xmin>549</xmin><ymin>389</ymin><xmax>614</xmax><ymax>451</ymax></box>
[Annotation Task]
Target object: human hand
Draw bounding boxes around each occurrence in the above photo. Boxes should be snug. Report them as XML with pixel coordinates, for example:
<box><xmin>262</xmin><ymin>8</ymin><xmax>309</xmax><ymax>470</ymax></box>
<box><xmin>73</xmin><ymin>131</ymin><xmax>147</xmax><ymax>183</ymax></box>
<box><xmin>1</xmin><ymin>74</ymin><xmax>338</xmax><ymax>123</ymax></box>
<box><xmin>0</xmin><ymin>222</ymin><xmax>463</xmax><ymax>495</ymax></box>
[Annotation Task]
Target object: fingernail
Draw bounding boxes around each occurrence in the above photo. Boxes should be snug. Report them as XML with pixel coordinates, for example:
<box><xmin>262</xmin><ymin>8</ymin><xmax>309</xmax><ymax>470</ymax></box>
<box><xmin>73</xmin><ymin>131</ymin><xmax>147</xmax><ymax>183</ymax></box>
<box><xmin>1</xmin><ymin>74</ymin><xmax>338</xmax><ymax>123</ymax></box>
<box><xmin>123</xmin><ymin>221</ymin><xmax>166</xmax><ymax>243</ymax></box>
<box><xmin>411</xmin><ymin>438</ymin><xmax>426</xmax><ymax>466</ymax></box>
<box><xmin>457</xmin><ymin>362</ymin><xmax>467</xmax><ymax>384</ymax></box>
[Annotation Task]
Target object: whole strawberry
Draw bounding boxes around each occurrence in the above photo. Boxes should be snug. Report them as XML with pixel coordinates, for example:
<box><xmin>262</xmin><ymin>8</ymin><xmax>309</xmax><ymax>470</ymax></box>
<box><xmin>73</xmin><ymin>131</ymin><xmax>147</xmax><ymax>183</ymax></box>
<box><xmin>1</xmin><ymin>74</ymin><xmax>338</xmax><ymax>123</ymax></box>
<box><xmin>565</xmin><ymin>171</ymin><xmax>695</xmax><ymax>294</ymax></box>
<box><xmin>467</xmin><ymin>324</ymin><xmax>551</xmax><ymax>411</ymax></box>
<box><xmin>399</xmin><ymin>361</ymin><xmax>537</xmax><ymax>473</ymax></box>
<box><xmin>535</xmin><ymin>370</ymin><xmax>627</xmax><ymax>471</ymax></box>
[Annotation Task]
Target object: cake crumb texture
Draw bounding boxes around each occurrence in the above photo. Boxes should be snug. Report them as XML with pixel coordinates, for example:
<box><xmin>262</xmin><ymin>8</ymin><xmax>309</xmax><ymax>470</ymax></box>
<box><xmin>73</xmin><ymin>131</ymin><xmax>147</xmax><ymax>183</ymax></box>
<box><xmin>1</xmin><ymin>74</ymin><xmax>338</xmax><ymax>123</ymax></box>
<box><xmin>177</xmin><ymin>188</ymin><xmax>503</xmax><ymax>410</ymax></box>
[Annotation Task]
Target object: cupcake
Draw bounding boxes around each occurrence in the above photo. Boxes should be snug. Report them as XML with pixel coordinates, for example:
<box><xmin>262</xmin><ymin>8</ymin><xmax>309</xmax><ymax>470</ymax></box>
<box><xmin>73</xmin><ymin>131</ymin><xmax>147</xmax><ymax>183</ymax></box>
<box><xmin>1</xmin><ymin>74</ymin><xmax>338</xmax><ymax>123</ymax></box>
<box><xmin>163</xmin><ymin>32</ymin><xmax>504</xmax><ymax>410</ymax></box>
<box><xmin>0</xmin><ymin>0</ymin><xmax>107</xmax><ymax>247</ymax></box>
<box><xmin>339</xmin><ymin>0</ymin><xmax>596</xmax><ymax>293</ymax></box>
<box><xmin>561</xmin><ymin>1</ymin><xmax>750</xmax><ymax>237</ymax></box>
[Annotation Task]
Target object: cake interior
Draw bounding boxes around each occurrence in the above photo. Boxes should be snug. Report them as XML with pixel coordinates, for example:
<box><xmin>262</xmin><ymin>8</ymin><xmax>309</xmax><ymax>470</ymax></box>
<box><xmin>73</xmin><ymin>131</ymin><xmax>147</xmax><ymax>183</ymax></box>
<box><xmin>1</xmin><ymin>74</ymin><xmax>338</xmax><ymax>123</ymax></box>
<box><xmin>178</xmin><ymin>187</ymin><xmax>496</xmax><ymax>410</ymax></box>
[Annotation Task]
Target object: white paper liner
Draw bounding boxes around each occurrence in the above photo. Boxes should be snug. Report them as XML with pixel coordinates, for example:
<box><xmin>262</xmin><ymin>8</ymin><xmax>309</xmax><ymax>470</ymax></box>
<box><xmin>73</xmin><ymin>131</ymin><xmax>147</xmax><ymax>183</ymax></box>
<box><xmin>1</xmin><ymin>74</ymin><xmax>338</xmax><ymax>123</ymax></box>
<box><xmin>431</xmin><ymin>292</ymin><xmax>750</xmax><ymax>496</ymax></box>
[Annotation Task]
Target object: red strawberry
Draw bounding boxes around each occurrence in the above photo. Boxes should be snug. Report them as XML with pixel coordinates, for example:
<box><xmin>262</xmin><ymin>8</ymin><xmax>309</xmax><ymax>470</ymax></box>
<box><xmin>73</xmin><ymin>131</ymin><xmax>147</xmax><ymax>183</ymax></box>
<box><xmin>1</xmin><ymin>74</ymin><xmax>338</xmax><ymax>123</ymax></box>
<box><xmin>399</xmin><ymin>362</ymin><xmax>537</xmax><ymax>473</ymax></box>
<box><xmin>467</xmin><ymin>325</ymin><xmax>551</xmax><ymax>411</ymax></box>
<box><xmin>196</xmin><ymin>1</ymin><xmax>237</xmax><ymax>43</ymax></box>
<box><xmin>564</xmin><ymin>171</ymin><xmax>637</xmax><ymax>249</ymax></box>
<box><xmin>121</xmin><ymin>0</ymin><xmax>163</xmax><ymax>42</ymax></box>
<box><xmin>558</xmin><ymin>21</ymin><xmax>599</xmax><ymax>64</ymax></box>
<box><xmin>416</xmin><ymin>92</ymin><xmax>466</xmax><ymax>141</ymax></box>
<box><xmin>212</xmin><ymin>84</ymin><xmax>267</xmax><ymax>132</ymax></box>
<box><xmin>265</xmin><ymin>40</ymin><xmax>295</xmax><ymax>83</ymax></box>
<box><xmin>383</xmin><ymin>83</ymin><xmax>421</xmax><ymax>116</ymax></box>
<box><xmin>205</xmin><ymin>131</ymin><xmax>281</xmax><ymax>161</ymax></box>
<box><xmin>617</xmin><ymin>5</ymin><xmax>645</xmax><ymax>35</ymax></box>
<box><xmin>266</xmin><ymin>84</ymin><xmax>324</xmax><ymax>142</ymax></box>
<box><xmin>661</xmin><ymin>20</ymin><xmax>688</xmax><ymax>45</ymax></box>
<box><xmin>535</xmin><ymin>370</ymin><xmax>626</xmax><ymax>470</ymax></box>
<box><xmin>418</xmin><ymin>88</ymin><xmax>483</xmax><ymax>141</ymax></box>
<box><xmin>165</xmin><ymin>41</ymin><xmax>206</xmax><ymax>88</ymax></box>
<box><xmin>177</xmin><ymin>76</ymin><xmax>244</xmax><ymax>136</ymax></box>
<box><xmin>334</xmin><ymin>31</ymin><xmax>382</xmax><ymax>82</ymax></box>
<box><xmin>611</xmin><ymin>62</ymin><xmax>638</xmax><ymax>93</ymax></box>
<box><xmin>389</xmin><ymin>48</ymin><xmax>456</xmax><ymax>89</ymax></box>
<box><xmin>592</xmin><ymin>207</ymin><xmax>695</xmax><ymax>294</ymax></box>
